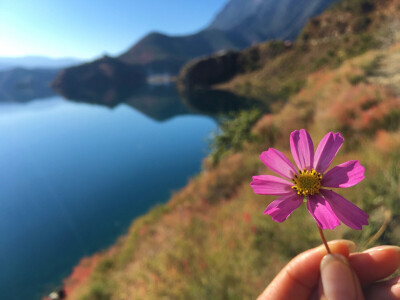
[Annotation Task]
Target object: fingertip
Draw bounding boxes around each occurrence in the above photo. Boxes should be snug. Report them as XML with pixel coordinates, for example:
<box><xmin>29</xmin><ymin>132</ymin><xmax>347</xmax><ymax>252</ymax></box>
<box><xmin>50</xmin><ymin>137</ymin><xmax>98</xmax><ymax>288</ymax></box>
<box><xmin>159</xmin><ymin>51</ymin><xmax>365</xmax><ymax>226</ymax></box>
<box><xmin>258</xmin><ymin>240</ymin><xmax>357</xmax><ymax>300</ymax></box>
<box><xmin>321</xmin><ymin>239</ymin><xmax>356</xmax><ymax>257</ymax></box>
<box><xmin>320</xmin><ymin>254</ymin><xmax>362</xmax><ymax>300</ymax></box>
<box><xmin>363</xmin><ymin>245</ymin><xmax>400</xmax><ymax>258</ymax></box>
<box><xmin>363</xmin><ymin>246</ymin><xmax>400</xmax><ymax>270</ymax></box>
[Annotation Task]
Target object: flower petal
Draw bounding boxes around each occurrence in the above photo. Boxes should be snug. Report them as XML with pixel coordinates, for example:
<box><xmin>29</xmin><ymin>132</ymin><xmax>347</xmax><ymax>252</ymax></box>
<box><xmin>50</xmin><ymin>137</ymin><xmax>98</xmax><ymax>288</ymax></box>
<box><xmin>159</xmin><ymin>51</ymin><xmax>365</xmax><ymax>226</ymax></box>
<box><xmin>307</xmin><ymin>194</ymin><xmax>340</xmax><ymax>229</ymax></box>
<box><xmin>264</xmin><ymin>193</ymin><xmax>304</xmax><ymax>222</ymax></box>
<box><xmin>314</xmin><ymin>132</ymin><xmax>344</xmax><ymax>173</ymax></box>
<box><xmin>320</xmin><ymin>189</ymin><xmax>369</xmax><ymax>230</ymax></box>
<box><xmin>260</xmin><ymin>148</ymin><xmax>297</xmax><ymax>179</ymax></box>
<box><xmin>322</xmin><ymin>160</ymin><xmax>365</xmax><ymax>188</ymax></box>
<box><xmin>250</xmin><ymin>175</ymin><xmax>294</xmax><ymax>195</ymax></box>
<box><xmin>290</xmin><ymin>129</ymin><xmax>314</xmax><ymax>170</ymax></box>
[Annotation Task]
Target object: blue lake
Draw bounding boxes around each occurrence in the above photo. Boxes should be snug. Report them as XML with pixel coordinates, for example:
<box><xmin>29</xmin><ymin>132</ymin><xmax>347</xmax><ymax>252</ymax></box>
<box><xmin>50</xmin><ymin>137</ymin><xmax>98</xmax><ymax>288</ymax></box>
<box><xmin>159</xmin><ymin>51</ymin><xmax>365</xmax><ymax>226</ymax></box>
<box><xmin>0</xmin><ymin>93</ymin><xmax>218</xmax><ymax>299</ymax></box>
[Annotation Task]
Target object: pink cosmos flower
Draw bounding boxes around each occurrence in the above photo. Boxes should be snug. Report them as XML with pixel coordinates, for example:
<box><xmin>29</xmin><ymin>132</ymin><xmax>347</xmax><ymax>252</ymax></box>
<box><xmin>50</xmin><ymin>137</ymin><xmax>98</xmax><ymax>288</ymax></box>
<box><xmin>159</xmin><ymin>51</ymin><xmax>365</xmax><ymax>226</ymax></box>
<box><xmin>250</xmin><ymin>129</ymin><xmax>369</xmax><ymax>230</ymax></box>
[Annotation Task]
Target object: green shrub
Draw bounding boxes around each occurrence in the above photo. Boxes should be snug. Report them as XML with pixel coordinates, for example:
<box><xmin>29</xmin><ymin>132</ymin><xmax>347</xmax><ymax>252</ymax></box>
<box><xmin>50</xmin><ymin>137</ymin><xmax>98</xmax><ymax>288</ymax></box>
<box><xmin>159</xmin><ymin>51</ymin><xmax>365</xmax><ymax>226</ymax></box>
<box><xmin>279</xmin><ymin>79</ymin><xmax>305</xmax><ymax>97</ymax></box>
<box><xmin>80</xmin><ymin>281</ymin><xmax>112</xmax><ymax>300</ymax></box>
<box><xmin>347</xmin><ymin>74</ymin><xmax>366</xmax><ymax>85</ymax></box>
<box><xmin>209</xmin><ymin>109</ymin><xmax>262</xmax><ymax>165</ymax></box>
<box><xmin>344</xmin><ymin>155</ymin><xmax>400</xmax><ymax>248</ymax></box>
<box><xmin>95</xmin><ymin>257</ymin><xmax>115</xmax><ymax>274</ymax></box>
<box><xmin>346</xmin><ymin>34</ymin><xmax>376</xmax><ymax>57</ymax></box>
<box><xmin>360</xmin><ymin>55</ymin><xmax>382</xmax><ymax>76</ymax></box>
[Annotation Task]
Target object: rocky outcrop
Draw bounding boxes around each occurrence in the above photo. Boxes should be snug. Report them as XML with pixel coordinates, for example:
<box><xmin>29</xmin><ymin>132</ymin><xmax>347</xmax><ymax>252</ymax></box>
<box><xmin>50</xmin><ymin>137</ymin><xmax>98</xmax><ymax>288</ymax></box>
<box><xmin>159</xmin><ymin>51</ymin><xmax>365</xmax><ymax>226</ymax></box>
<box><xmin>178</xmin><ymin>41</ymin><xmax>293</xmax><ymax>90</ymax></box>
<box><xmin>51</xmin><ymin>56</ymin><xmax>146</xmax><ymax>104</ymax></box>
<box><xmin>178</xmin><ymin>51</ymin><xmax>240</xmax><ymax>90</ymax></box>
<box><xmin>178</xmin><ymin>0</ymin><xmax>397</xmax><ymax>91</ymax></box>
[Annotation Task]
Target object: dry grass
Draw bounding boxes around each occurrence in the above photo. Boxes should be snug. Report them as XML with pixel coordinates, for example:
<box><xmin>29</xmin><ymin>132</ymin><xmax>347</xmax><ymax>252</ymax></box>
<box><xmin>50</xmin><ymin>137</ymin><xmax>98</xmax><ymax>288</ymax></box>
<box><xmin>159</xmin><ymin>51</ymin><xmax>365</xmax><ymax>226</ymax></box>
<box><xmin>67</xmin><ymin>43</ymin><xmax>400</xmax><ymax>299</ymax></box>
<box><xmin>66</xmin><ymin>4</ymin><xmax>400</xmax><ymax>297</ymax></box>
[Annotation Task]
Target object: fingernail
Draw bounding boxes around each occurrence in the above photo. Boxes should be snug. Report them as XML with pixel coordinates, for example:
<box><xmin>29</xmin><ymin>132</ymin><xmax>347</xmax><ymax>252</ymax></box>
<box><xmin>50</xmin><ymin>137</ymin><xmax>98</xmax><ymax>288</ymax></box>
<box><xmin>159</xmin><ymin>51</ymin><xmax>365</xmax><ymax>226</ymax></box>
<box><xmin>327</xmin><ymin>239</ymin><xmax>356</xmax><ymax>253</ymax></box>
<box><xmin>320</xmin><ymin>254</ymin><xmax>356</xmax><ymax>300</ymax></box>
<box><xmin>363</xmin><ymin>245</ymin><xmax>400</xmax><ymax>255</ymax></box>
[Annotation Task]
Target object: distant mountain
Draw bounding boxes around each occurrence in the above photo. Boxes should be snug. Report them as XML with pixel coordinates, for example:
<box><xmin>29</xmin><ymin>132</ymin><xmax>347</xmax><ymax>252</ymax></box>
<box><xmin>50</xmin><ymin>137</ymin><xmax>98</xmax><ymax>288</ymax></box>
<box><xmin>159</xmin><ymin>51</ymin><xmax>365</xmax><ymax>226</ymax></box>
<box><xmin>208</xmin><ymin>0</ymin><xmax>264</xmax><ymax>31</ymax></box>
<box><xmin>178</xmin><ymin>0</ymin><xmax>397</xmax><ymax>99</ymax></box>
<box><xmin>0</xmin><ymin>68</ymin><xmax>58</xmax><ymax>102</ymax></box>
<box><xmin>118</xmin><ymin>29</ymin><xmax>246</xmax><ymax>74</ymax></box>
<box><xmin>0</xmin><ymin>56</ymin><xmax>82</xmax><ymax>71</ymax></box>
<box><xmin>54</xmin><ymin>0</ymin><xmax>340</xmax><ymax>95</ymax></box>
<box><xmin>118</xmin><ymin>30</ymin><xmax>247</xmax><ymax>74</ymax></box>
<box><xmin>117</xmin><ymin>0</ymin><xmax>339</xmax><ymax>74</ymax></box>
<box><xmin>208</xmin><ymin>0</ymin><xmax>338</xmax><ymax>44</ymax></box>
<box><xmin>51</xmin><ymin>56</ymin><xmax>146</xmax><ymax>102</ymax></box>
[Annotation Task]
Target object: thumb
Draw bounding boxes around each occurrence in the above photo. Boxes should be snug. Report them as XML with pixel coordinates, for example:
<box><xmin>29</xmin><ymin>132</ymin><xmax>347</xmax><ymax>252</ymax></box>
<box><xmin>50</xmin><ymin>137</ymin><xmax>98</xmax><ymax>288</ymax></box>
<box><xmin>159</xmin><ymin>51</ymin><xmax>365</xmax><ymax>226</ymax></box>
<box><xmin>320</xmin><ymin>254</ymin><xmax>364</xmax><ymax>300</ymax></box>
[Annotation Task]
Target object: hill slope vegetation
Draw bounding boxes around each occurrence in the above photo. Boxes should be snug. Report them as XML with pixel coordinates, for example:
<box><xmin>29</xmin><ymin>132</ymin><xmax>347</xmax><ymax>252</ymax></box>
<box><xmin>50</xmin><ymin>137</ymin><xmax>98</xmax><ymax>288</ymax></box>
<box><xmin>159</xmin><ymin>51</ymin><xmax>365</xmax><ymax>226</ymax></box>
<box><xmin>63</xmin><ymin>1</ymin><xmax>400</xmax><ymax>299</ymax></box>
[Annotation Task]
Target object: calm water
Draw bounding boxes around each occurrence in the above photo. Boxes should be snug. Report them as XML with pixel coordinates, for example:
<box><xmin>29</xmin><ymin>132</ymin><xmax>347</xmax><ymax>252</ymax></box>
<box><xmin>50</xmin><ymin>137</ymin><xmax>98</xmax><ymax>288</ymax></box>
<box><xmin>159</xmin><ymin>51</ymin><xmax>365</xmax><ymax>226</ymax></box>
<box><xmin>0</xmin><ymin>94</ymin><xmax>218</xmax><ymax>299</ymax></box>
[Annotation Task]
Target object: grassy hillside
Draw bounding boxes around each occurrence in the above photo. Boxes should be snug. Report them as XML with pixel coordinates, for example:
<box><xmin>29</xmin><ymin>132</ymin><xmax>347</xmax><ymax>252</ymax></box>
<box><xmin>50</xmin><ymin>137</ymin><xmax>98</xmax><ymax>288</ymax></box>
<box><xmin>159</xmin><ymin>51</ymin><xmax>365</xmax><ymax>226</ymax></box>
<box><xmin>64</xmin><ymin>1</ymin><xmax>400</xmax><ymax>299</ymax></box>
<box><xmin>67</xmin><ymin>37</ymin><xmax>400</xmax><ymax>300</ymax></box>
<box><xmin>206</xmin><ymin>0</ymin><xmax>400</xmax><ymax>103</ymax></box>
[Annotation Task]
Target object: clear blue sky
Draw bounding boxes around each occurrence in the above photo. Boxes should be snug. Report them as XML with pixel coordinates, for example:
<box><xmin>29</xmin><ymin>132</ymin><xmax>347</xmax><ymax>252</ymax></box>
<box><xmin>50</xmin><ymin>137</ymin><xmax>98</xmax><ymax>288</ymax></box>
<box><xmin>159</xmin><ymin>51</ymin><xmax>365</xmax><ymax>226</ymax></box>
<box><xmin>0</xmin><ymin>0</ymin><xmax>228</xmax><ymax>59</ymax></box>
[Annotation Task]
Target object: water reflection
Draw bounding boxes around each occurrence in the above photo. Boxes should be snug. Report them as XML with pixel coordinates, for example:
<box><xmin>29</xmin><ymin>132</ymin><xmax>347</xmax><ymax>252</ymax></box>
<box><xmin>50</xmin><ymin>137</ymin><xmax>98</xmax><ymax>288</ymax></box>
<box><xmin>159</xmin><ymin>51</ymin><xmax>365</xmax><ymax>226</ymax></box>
<box><xmin>0</xmin><ymin>71</ymin><xmax>267</xmax><ymax>122</ymax></box>
<box><xmin>55</xmin><ymin>84</ymin><xmax>266</xmax><ymax>121</ymax></box>
<box><xmin>124</xmin><ymin>86</ymin><xmax>192</xmax><ymax>121</ymax></box>
<box><xmin>0</xmin><ymin>94</ymin><xmax>217</xmax><ymax>300</ymax></box>
<box><xmin>0</xmin><ymin>79</ymin><xmax>265</xmax><ymax>300</ymax></box>
<box><xmin>0</xmin><ymin>68</ymin><xmax>58</xmax><ymax>103</ymax></box>
<box><xmin>179</xmin><ymin>89</ymin><xmax>265</xmax><ymax>115</ymax></box>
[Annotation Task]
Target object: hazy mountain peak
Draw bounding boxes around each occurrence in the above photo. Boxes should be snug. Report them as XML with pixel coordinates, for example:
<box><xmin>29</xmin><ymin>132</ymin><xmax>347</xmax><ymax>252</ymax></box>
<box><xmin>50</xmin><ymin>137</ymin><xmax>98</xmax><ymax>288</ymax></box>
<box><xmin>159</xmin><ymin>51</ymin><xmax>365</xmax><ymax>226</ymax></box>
<box><xmin>208</xmin><ymin>0</ymin><xmax>340</xmax><ymax>43</ymax></box>
<box><xmin>208</xmin><ymin>0</ymin><xmax>264</xmax><ymax>31</ymax></box>
<box><xmin>0</xmin><ymin>56</ymin><xmax>83</xmax><ymax>71</ymax></box>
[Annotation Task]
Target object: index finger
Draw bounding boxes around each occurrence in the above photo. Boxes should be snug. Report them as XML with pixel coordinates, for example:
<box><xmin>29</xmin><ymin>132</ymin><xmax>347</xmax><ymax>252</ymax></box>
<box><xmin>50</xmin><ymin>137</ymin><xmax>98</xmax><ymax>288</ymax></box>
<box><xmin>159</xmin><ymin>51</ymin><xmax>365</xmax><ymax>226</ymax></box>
<box><xmin>349</xmin><ymin>246</ymin><xmax>400</xmax><ymax>286</ymax></box>
<box><xmin>257</xmin><ymin>240</ymin><xmax>354</xmax><ymax>300</ymax></box>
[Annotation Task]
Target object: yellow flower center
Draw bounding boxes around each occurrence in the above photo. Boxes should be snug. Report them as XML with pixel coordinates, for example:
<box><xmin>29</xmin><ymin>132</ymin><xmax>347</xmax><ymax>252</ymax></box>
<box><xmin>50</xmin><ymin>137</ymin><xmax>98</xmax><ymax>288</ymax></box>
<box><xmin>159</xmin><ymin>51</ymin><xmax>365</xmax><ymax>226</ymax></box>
<box><xmin>291</xmin><ymin>168</ymin><xmax>322</xmax><ymax>196</ymax></box>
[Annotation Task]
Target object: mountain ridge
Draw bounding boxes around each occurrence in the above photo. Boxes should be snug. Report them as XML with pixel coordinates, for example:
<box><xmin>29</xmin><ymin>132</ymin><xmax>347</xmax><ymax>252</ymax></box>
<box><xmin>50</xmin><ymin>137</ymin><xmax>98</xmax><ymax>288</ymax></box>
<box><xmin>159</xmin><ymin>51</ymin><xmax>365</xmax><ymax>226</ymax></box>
<box><xmin>117</xmin><ymin>29</ymin><xmax>247</xmax><ymax>74</ymax></box>
<box><xmin>51</xmin><ymin>55</ymin><xmax>146</xmax><ymax>102</ymax></box>
<box><xmin>0</xmin><ymin>56</ymin><xmax>82</xmax><ymax>71</ymax></box>
<box><xmin>51</xmin><ymin>0</ymin><xmax>341</xmax><ymax>97</ymax></box>
<box><xmin>115</xmin><ymin>0</ymin><xmax>340</xmax><ymax>74</ymax></box>
<box><xmin>178</xmin><ymin>0</ymin><xmax>397</xmax><ymax>100</ymax></box>
<box><xmin>208</xmin><ymin>0</ymin><xmax>337</xmax><ymax>43</ymax></box>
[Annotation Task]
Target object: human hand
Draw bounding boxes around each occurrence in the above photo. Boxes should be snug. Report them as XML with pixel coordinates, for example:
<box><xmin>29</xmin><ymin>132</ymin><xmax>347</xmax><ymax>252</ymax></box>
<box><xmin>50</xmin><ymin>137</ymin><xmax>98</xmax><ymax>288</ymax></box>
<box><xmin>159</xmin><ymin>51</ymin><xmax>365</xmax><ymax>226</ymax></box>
<box><xmin>257</xmin><ymin>240</ymin><xmax>400</xmax><ymax>300</ymax></box>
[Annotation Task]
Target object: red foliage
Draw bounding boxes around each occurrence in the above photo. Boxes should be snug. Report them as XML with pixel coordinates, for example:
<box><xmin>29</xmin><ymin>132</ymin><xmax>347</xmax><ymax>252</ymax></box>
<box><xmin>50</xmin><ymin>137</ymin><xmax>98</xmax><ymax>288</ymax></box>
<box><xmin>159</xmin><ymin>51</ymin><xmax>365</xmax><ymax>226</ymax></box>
<box><xmin>63</xmin><ymin>255</ymin><xmax>101</xmax><ymax>297</ymax></box>
<box><xmin>328</xmin><ymin>84</ymin><xmax>400</xmax><ymax>134</ymax></box>
<box><xmin>242</xmin><ymin>212</ymin><xmax>251</xmax><ymax>223</ymax></box>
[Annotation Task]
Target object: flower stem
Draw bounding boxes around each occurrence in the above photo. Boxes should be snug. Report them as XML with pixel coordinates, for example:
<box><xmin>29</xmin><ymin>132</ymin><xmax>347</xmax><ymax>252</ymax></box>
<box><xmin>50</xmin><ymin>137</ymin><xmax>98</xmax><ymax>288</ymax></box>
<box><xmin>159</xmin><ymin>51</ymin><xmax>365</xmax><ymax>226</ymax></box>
<box><xmin>318</xmin><ymin>226</ymin><xmax>331</xmax><ymax>254</ymax></box>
